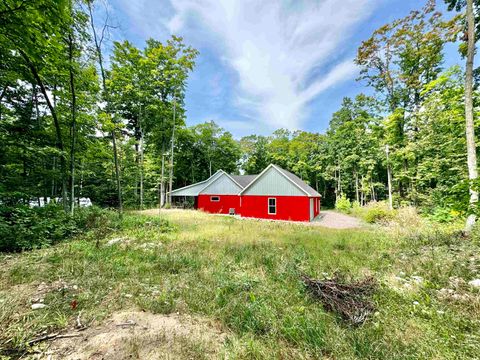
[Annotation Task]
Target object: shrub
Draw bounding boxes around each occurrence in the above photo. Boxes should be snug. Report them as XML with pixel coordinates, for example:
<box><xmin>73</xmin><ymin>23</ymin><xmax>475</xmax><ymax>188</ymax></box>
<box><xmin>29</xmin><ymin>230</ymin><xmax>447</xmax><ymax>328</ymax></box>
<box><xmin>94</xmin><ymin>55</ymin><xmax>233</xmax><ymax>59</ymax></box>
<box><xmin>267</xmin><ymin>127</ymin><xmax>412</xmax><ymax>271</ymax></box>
<box><xmin>335</xmin><ymin>195</ymin><xmax>351</xmax><ymax>212</ymax></box>
<box><xmin>362</xmin><ymin>201</ymin><xmax>396</xmax><ymax>224</ymax></box>
<box><xmin>351</xmin><ymin>201</ymin><xmax>361</xmax><ymax>210</ymax></box>
<box><xmin>395</xmin><ymin>206</ymin><xmax>422</xmax><ymax>228</ymax></box>
<box><xmin>427</xmin><ymin>207</ymin><xmax>461</xmax><ymax>223</ymax></box>
<box><xmin>0</xmin><ymin>205</ymin><xmax>118</xmax><ymax>252</ymax></box>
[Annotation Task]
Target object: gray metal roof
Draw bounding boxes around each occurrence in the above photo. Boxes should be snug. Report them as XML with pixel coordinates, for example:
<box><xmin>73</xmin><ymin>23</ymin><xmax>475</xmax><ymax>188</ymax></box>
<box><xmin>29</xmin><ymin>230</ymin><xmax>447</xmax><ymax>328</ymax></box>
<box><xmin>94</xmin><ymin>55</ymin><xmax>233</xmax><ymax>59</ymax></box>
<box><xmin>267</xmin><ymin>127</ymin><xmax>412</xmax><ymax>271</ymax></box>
<box><xmin>169</xmin><ymin>170</ymin><xmax>222</xmax><ymax>196</ymax></box>
<box><xmin>230</xmin><ymin>175</ymin><xmax>257</xmax><ymax>188</ymax></box>
<box><xmin>274</xmin><ymin>166</ymin><xmax>321</xmax><ymax>197</ymax></box>
<box><xmin>171</xmin><ymin>165</ymin><xmax>321</xmax><ymax>198</ymax></box>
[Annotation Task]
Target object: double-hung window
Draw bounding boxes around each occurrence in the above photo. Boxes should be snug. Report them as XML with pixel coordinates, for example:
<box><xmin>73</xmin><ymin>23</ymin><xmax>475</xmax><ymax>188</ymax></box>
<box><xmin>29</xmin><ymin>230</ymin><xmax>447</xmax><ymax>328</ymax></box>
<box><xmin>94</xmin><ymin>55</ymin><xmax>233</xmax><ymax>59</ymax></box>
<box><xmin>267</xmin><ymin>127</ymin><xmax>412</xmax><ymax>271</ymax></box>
<box><xmin>268</xmin><ymin>198</ymin><xmax>276</xmax><ymax>215</ymax></box>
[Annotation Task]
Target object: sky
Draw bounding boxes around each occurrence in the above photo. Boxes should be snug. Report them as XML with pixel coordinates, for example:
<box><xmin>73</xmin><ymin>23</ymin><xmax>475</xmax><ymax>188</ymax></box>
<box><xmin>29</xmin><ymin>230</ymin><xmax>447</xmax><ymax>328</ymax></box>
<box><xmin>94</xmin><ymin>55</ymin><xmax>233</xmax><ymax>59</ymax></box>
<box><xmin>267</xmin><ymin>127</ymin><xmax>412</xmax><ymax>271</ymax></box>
<box><xmin>104</xmin><ymin>0</ymin><xmax>461</xmax><ymax>138</ymax></box>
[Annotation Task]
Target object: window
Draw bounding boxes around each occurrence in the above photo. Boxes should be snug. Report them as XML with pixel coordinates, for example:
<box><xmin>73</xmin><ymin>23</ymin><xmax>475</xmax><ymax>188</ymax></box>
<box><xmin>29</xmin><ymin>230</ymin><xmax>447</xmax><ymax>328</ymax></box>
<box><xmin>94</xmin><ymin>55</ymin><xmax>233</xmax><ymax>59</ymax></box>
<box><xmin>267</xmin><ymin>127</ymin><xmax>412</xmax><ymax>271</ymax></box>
<box><xmin>210</xmin><ymin>196</ymin><xmax>220</xmax><ymax>202</ymax></box>
<box><xmin>268</xmin><ymin>198</ymin><xmax>276</xmax><ymax>215</ymax></box>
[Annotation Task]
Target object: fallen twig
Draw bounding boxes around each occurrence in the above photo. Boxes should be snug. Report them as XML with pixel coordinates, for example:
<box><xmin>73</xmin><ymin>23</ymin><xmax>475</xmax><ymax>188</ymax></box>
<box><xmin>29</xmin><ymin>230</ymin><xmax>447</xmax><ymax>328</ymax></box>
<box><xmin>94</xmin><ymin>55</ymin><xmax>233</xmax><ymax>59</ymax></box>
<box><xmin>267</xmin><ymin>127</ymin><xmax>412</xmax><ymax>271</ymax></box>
<box><xmin>115</xmin><ymin>320</ymin><xmax>136</xmax><ymax>327</ymax></box>
<box><xmin>27</xmin><ymin>333</ymin><xmax>59</xmax><ymax>346</ymax></box>
<box><xmin>301</xmin><ymin>273</ymin><xmax>377</xmax><ymax>325</ymax></box>
<box><xmin>27</xmin><ymin>332</ymin><xmax>82</xmax><ymax>346</ymax></box>
<box><xmin>55</xmin><ymin>334</ymin><xmax>82</xmax><ymax>340</ymax></box>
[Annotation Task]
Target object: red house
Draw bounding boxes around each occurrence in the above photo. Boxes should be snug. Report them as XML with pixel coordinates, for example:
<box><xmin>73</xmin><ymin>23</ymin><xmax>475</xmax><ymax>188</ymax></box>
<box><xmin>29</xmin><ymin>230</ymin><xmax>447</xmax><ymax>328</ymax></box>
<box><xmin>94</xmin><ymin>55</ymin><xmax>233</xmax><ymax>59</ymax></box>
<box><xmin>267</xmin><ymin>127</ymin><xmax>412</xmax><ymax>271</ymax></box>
<box><xmin>170</xmin><ymin>164</ymin><xmax>321</xmax><ymax>222</ymax></box>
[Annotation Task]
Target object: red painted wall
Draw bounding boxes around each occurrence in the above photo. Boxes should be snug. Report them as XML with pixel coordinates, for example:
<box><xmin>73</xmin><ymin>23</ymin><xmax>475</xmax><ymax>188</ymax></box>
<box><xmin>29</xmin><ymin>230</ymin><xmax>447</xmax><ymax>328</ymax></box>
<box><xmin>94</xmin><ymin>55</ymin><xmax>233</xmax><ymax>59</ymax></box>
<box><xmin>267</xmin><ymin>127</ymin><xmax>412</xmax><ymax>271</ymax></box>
<box><xmin>240</xmin><ymin>195</ymin><xmax>312</xmax><ymax>222</ymax></box>
<box><xmin>197</xmin><ymin>194</ymin><xmax>241</xmax><ymax>215</ymax></box>
<box><xmin>197</xmin><ymin>194</ymin><xmax>321</xmax><ymax>221</ymax></box>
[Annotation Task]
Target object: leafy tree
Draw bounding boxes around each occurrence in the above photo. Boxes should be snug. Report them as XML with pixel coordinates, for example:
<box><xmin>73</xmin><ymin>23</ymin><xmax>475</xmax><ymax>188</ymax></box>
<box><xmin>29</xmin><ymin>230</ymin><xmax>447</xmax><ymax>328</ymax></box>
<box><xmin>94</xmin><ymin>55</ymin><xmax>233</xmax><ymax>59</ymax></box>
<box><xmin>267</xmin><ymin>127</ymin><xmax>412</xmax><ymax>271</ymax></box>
<box><xmin>444</xmin><ymin>0</ymin><xmax>480</xmax><ymax>230</ymax></box>
<box><xmin>240</xmin><ymin>135</ymin><xmax>270</xmax><ymax>175</ymax></box>
<box><xmin>356</xmin><ymin>1</ymin><xmax>457</xmax><ymax>204</ymax></box>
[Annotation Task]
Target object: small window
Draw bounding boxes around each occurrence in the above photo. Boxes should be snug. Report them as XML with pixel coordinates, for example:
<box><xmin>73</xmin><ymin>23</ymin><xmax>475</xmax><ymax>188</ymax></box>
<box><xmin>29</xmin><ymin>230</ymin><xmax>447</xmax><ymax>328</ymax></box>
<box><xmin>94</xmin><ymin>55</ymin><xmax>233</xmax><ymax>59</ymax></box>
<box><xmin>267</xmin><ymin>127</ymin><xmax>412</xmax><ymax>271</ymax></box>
<box><xmin>210</xmin><ymin>196</ymin><xmax>220</xmax><ymax>202</ymax></box>
<box><xmin>268</xmin><ymin>198</ymin><xmax>276</xmax><ymax>215</ymax></box>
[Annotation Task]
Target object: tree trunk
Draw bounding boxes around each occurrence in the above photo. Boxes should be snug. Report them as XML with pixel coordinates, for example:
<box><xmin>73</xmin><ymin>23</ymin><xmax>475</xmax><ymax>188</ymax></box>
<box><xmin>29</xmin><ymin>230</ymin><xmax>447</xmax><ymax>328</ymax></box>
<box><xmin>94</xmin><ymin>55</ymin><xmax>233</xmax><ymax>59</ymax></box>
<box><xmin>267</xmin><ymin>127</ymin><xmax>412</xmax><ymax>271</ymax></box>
<box><xmin>20</xmin><ymin>50</ymin><xmax>68</xmax><ymax>212</ymax></box>
<box><xmin>52</xmin><ymin>156</ymin><xmax>56</xmax><ymax>197</ymax></box>
<box><xmin>160</xmin><ymin>148</ymin><xmax>165</xmax><ymax>208</ymax></box>
<box><xmin>80</xmin><ymin>158</ymin><xmax>84</xmax><ymax>197</ymax></box>
<box><xmin>334</xmin><ymin>169</ymin><xmax>338</xmax><ymax>201</ymax></box>
<box><xmin>168</xmin><ymin>99</ymin><xmax>176</xmax><ymax>206</ymax></box>
<box><xmin>87</xmin><ymin>1</ymin><xmax>123</xmax><ymax>217</ymax></box>
<box><xmin>386</xmin><ymin>145</ymin><xmax>393</xmax><ymax>210</ymax></box>
<box><xmin>138</xmin><ymin>106</ymin><xmax>144</xmax><ymax>209</ymax></box>
<box><xmin>371</xmin><ymin>179</ymin><xmax>376</xmax><ymax>202</ymax></box>
<box><xmin>465</xmin><ymin>0</ymin><xmax>478</xmax><ymax>232</ymax></box>
<box><xmin>140</xmin><ymin>129</ymin><xmax>144</xmax><ymax>210</ymax></box>
<box><xmin>112</xmin><ymin>131</ymin><xmax>123</xmax><ymax>215</ymax></box>
<box><xmin>338</xmin><ymin>166</ymin><xmax>342</xmax><ymax>195</ymax></box>
<box><xmin>68</xmin><ymin>32</ymin><xmax>77</xmax><ymax>215</ymax></box>
<box><xmin>355</xmin><ymin>170</ymin><xmax>359</xmax><ymax>203</ymax></box>
<box><xmin>361</xmin><ymin>174</ymin><xmax>365</xmax><ymax>206</ymax></box>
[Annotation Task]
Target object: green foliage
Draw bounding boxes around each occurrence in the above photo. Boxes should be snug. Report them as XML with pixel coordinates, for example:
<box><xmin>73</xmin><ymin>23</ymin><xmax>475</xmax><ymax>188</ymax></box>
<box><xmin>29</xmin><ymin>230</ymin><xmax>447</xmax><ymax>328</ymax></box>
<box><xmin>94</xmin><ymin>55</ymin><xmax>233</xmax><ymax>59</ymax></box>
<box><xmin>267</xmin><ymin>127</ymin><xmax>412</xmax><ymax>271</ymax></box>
<box><xmin>362</xmin><ymin>202</ymin><xmax>396</xmax><ymax>224</ymax></box>
<box><xmin>335</xmin><ymin>195</ymin><xmax>351</xmax><ymax>212</ymax></box>
<box><xmin>174</xmin><ymin>121</ymin><xmax>242</xmax><ymax>186</ymax></box>
<box><xmin>427</xmin><ymin>207</ymin><xmax>462</xmax><ymax>223</ymax></box>
<box><xmin>352</xmin><ymin>200</ymin><xmax>361</xmax><ymax>210</ymax></box>
<box><xmin>0</xmin><ymin>205</ymin><xmax>116</xmax><ymax>252</ymax></box>
<box><xmin>0</xmin><ymin>0</ymin><xmax>478</xmax><ymax>226</ymax></box>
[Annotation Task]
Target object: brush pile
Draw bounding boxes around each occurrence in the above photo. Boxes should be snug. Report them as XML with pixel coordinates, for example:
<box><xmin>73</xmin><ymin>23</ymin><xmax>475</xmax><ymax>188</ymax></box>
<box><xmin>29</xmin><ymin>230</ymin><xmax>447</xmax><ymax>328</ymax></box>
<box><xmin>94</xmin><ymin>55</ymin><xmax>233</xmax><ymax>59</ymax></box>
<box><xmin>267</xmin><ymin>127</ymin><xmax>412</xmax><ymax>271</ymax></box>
<box><xmin>301</xmin><ymin>273</ymin><xmax>377</xmax><ymax>325</ymax></box>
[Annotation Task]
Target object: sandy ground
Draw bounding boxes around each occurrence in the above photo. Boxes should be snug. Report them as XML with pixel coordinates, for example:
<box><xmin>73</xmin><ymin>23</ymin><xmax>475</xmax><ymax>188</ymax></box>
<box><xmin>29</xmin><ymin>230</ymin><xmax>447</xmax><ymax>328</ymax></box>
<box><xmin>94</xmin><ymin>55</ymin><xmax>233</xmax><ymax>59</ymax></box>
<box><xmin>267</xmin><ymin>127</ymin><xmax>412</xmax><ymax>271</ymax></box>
<box><xmin>40</xmin><ymin>310</ymin><xmax>227</xmax><ymax>359</ymax></box>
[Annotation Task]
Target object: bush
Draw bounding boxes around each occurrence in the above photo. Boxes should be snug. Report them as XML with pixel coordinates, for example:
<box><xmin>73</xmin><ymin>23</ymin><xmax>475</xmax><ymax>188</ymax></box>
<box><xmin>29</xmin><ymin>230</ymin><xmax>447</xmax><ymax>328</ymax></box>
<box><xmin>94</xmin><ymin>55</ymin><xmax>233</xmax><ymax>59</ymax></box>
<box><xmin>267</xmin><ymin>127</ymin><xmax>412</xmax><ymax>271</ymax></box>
<box><xmin>351</xmin><ymin>201</ymin><xmax>361</xmax><ymax>211</ymax></box>
<box><xmin>335</xmin><ymin>195</ymin><xmax>351</xmax><ymax>212</ymax></box>
<box><xmin>427</xmin><ymin>207</ymin><xmax>461</xmax><ymax>223</ymax></box>
<box><xmin>362</xmin><ymin>201</ymin><xmax>396</xmax><ymax>224</ymax></box>
<box><xmin>0</xmin><ymin>205</ymin><xmax>117</xmax><ymax>252</ymax></box>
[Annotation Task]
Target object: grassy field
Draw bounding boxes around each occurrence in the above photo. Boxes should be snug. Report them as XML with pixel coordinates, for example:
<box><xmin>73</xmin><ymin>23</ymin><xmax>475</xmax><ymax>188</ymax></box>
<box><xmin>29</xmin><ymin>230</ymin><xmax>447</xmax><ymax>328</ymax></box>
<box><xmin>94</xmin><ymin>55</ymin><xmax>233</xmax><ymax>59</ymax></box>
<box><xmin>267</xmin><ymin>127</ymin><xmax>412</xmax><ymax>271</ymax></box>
<box><xmin>1</xmin><ymin>209</ymin><xmax>479</xmax><ymax>359</ymax></box>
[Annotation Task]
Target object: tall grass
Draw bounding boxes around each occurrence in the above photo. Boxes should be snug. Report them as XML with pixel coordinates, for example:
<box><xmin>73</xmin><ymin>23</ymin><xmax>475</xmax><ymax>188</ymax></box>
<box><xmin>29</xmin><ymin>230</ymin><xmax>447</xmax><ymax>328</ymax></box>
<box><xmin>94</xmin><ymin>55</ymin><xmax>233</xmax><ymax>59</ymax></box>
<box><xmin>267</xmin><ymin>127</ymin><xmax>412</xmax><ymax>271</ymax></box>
<box><xmin>0</xmin><ymin>209</ymin><xmax>478</xmax><ymax>359</ymax></box>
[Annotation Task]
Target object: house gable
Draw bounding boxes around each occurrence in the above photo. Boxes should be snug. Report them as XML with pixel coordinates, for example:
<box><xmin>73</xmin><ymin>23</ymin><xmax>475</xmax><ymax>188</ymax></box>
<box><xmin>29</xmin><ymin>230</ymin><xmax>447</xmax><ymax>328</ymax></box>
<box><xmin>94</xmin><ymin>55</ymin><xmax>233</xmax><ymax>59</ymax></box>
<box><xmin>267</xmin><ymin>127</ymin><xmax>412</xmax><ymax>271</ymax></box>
<box><xmin>169</xmin><ymin>170</ymin><xmax>222</xmax><ymax>196</ymax></box>
<box><xmin>199</xmin><ymin>172</ymin><xmax>243</xmax><ymax>195</ymax></box>
<box><xmin>241</xmin><ymin>166</ymin><xmax>306</xmax><ymax>196</ymax></box>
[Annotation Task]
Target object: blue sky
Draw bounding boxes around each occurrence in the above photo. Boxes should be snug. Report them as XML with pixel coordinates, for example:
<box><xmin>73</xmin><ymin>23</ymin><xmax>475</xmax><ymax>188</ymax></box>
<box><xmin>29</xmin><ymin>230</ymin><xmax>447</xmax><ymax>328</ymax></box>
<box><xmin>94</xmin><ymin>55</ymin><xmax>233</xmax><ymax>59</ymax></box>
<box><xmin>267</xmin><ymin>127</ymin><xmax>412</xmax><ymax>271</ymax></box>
<box><xmin>104</xmin><ymin>0</ymin><xmax>461</xmax><ymax>138</ymax></box>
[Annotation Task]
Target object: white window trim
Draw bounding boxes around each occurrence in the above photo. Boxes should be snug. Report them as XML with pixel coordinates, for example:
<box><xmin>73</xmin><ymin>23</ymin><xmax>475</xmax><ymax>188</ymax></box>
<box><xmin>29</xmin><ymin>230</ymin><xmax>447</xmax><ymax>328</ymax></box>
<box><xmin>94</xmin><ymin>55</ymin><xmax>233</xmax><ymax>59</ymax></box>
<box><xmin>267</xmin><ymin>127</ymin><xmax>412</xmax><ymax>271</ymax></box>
<box><xmin>210</xmin><ymin>196</ymin><xmax>220</xmax><ymax>202</ymax></box>
<box><xmin>268</xmin><ymin>197</ymin><xmax>276</xmax><ymax>215</ymax></box>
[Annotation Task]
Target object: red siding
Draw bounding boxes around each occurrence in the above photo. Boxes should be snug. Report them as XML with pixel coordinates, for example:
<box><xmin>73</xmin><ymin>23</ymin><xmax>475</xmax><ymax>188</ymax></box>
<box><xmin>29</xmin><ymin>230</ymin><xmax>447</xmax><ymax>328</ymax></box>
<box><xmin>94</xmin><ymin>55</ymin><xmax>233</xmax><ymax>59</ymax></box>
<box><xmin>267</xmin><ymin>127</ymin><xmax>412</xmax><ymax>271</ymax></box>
<box><xmin>197</xmin><ymin>194</ymin><xmax>321</xmax><ymax>221</ymax></box>
<box><xmin>197</xmin><ymin>194</ymin><xmax>241</xmax><ymax>215</ymax></box>
<box><xmin>240</xmin><ymin>195</ymin><xmax>311</xmax><ymax>222</ymax></box>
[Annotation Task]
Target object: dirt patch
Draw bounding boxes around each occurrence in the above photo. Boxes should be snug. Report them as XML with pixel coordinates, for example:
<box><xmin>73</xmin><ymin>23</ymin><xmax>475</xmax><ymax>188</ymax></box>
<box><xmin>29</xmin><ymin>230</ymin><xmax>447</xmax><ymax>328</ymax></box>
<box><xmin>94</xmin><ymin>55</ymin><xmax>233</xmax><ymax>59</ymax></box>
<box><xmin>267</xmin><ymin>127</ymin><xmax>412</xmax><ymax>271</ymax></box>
<box><xmin>43</xmin><ymin>310</ymin><xmax>227</xmax><ymax>359</ymax></box>
<box><xmin>312</xmin><ymin>210</ymin><xmax>363</xmax><ymax>229</ymax></box>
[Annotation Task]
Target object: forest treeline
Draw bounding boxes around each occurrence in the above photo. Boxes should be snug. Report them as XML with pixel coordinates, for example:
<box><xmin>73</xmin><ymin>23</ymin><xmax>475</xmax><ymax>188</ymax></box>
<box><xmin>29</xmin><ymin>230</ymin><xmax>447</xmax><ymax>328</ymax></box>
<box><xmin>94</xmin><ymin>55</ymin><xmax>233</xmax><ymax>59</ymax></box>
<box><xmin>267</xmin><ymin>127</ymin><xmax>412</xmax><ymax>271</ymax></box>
<box><xmin>1</xmin><ymin>0</ymin><xmax>480</xmax><ymax>227</ymax></box>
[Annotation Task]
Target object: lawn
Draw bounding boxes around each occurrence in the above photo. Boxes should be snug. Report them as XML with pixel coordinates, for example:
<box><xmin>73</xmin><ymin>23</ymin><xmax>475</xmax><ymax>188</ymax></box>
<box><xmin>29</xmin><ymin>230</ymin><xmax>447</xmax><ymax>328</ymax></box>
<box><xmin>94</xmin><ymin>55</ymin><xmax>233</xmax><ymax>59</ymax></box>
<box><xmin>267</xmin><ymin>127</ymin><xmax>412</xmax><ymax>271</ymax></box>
<box><xmin>1</xmin><ymin>209</ymin><xmax>479</xmax><ymax>359</ymax></box>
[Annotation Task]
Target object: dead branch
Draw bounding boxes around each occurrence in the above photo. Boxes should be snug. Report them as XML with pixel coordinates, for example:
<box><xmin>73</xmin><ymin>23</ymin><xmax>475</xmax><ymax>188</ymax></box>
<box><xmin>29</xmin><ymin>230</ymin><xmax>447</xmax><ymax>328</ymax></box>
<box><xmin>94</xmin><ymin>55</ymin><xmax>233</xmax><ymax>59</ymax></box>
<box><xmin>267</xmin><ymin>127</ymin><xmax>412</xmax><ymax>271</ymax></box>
<box><xmin>27</xmin><ymin>332</ymin><xmax>82</xmax><ymax>346</ymax></box>
<box><xmin>115</xmin><ymin>320</ymin><xmax>136</xmax><ymax>327</ymax></box>
<box><xmin>301</xmin><ymin>273</ymin><xmax>377</xmax><ymax>325</ymax></box>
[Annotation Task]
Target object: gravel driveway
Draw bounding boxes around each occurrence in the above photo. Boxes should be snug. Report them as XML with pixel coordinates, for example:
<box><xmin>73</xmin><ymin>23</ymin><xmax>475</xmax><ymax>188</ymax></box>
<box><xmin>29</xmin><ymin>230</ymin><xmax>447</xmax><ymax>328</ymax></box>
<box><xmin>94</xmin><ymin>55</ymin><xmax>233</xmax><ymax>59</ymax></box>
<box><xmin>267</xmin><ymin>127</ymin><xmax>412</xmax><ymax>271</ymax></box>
<box><xmin>312</xmin><ymin>210</ymin><xmax>363</xmax><ymax>229</ymax></box>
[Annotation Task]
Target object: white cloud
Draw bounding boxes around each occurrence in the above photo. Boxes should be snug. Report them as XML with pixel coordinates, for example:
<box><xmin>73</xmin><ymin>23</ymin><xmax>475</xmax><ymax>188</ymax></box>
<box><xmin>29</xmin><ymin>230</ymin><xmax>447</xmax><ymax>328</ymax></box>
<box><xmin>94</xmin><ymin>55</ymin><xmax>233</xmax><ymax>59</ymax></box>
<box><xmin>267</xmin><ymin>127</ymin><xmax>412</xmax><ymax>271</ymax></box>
<box><xmin>116</xmin><ymin>0</ymin><xmax>376</xmax><ymax>130</ymax></box>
